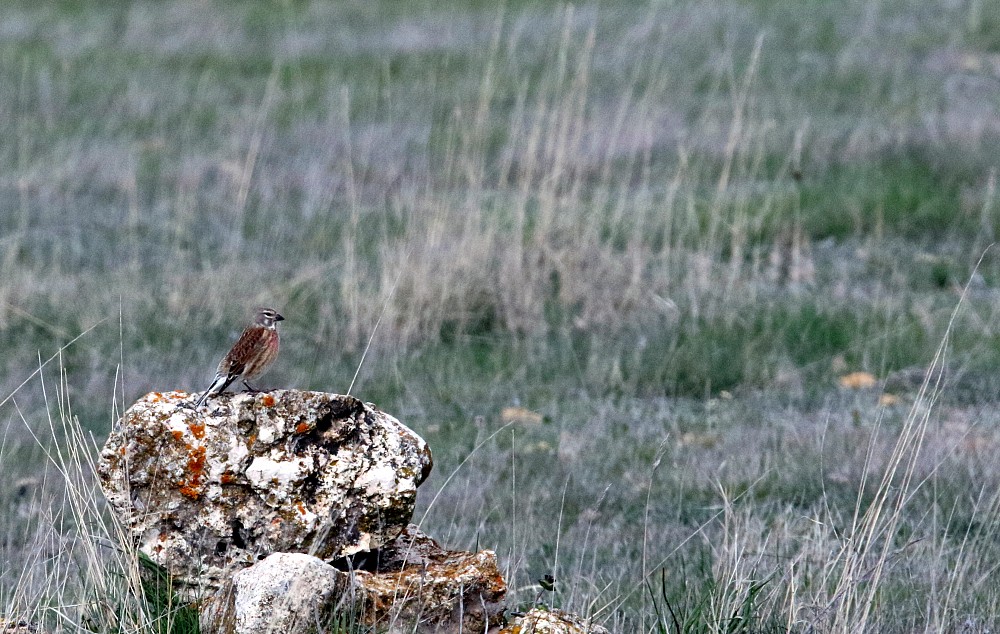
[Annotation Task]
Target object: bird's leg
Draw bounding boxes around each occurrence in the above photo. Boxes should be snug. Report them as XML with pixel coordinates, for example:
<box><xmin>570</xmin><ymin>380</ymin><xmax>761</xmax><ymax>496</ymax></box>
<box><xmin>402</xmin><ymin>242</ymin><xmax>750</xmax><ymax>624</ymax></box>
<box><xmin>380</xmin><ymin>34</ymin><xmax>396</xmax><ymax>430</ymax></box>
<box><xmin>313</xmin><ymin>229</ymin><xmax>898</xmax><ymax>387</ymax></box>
<box><xmin>242</xmin><ymin>380</ymin><xmax>260</xmax><ymax>393</ymax></box>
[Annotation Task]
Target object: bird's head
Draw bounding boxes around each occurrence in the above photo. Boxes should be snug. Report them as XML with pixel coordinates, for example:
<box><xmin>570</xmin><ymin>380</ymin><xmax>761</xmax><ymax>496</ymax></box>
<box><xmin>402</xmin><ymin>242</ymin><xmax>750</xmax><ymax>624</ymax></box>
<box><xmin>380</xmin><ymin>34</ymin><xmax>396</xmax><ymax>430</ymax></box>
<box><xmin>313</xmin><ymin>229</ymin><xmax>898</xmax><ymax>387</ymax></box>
<box><xmin>255</xmin><ymin>307</ymin><xmax>285</xmax><ymax>329</ymax></box>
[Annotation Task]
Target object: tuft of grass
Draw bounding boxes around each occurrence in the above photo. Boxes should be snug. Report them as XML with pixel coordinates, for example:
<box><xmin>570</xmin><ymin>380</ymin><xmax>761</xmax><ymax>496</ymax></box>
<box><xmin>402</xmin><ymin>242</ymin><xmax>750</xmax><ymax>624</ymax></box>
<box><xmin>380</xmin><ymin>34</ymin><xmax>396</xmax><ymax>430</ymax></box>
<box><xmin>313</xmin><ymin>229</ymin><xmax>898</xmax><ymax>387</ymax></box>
<box><xmin>795</xmin><ymin>154</ymin><xmax>986</xmax><ymax>242</ymax></box>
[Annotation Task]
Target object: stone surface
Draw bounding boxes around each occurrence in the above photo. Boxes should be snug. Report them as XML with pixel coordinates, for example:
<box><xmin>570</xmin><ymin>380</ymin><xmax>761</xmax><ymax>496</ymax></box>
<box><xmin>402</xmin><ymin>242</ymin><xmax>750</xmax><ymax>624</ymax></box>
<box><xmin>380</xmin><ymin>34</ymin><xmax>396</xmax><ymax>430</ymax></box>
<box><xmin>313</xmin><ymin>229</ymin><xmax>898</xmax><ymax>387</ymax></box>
<box><xmin>0</xmin><ymin>619</ymin><xmax>41</xmax><ymax>634</ymax></box>
<box><xmin>200</xmin><ymin>553</ymin><xmax>340</xmax><ymax>634</ymax></box>
<box><xmin>200</xmin><ymin>525</ymin><xmax>507</xmax><ymax>634</ymax></box>
<box><xmin>499</xmin><ymin>608</ymin><xmax>610</xmax><ymax>634</ymax></box>
<box><xmin>343</xmin><ymin>524</ymin><xmax>507</xmax><ymax>632</ymax></box>
<box><xmin>98</xmin><ymin>390</ymin><xmax>432</xmax><ymax>586</ymax></box>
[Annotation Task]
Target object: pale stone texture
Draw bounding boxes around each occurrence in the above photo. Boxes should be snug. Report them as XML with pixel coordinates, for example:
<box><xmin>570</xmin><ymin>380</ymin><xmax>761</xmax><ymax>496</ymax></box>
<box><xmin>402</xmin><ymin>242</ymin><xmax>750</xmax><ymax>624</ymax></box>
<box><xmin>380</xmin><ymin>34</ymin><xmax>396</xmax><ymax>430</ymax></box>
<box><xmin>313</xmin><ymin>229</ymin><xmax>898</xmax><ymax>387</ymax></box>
<box><xmin>97</xmin><ymin>390</ymin><xmax>432</xmax><ymax>587</ymax></box>
<box><xmin>202</xmin><ymin>553</ymin><xmax>340</xmax><ymax>634</ymax></box>
<box><xmin>499</xmin><ymin>608</ymin><xmax>610</xmax><ymax>634</ymax></box>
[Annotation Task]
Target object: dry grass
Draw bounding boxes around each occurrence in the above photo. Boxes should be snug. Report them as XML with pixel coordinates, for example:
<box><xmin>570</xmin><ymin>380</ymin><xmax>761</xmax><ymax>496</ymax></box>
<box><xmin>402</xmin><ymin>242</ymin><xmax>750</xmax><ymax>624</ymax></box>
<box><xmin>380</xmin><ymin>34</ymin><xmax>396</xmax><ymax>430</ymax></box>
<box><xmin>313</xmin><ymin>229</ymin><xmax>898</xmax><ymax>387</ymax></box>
<box><xmin>5</xmin><ymin>317</ymin><xmax>1000</xmax><ymax>632</ymax></box>
<box><xmin>3</xmin><ymin>0</ymin><xmax>1000</xmax><ymax>631</ymax></box>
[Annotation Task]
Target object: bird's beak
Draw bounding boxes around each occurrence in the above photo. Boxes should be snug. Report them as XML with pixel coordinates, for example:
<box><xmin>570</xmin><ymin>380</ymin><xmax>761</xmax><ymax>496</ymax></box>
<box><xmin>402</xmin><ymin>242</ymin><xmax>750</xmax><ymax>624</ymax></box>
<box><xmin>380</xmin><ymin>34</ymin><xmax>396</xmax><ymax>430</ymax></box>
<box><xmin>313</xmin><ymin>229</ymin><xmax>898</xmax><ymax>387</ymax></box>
<box><xmin>275</xmin><ymin>313</ymin><xmax>285</xmax><ymax>322</ymax></box>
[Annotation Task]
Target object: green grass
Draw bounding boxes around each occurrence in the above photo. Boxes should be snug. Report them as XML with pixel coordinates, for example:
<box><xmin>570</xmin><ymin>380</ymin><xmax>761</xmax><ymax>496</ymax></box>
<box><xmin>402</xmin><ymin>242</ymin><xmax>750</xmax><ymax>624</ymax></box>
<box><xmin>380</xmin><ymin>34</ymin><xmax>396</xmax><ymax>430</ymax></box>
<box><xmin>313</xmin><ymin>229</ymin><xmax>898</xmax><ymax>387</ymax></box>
<box><xmin>3</xmin><ymin>0</ymin><xmax>1000</xmax><ymax>631</ymax></box>
<box><xmin>796</xmin><ymin>154</ymin><xmax>988</xmax><ymax>241</ymax></box>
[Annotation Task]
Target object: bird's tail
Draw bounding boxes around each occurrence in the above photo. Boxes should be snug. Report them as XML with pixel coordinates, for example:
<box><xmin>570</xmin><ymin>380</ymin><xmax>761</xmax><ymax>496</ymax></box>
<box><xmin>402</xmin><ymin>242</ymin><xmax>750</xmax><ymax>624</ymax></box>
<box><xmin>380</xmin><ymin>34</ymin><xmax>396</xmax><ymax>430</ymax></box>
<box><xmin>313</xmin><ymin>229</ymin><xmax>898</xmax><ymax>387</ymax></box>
<box><xmin>193</xmin><ymin>389</ymin><xmax>211</xmax><ymax>408</ymax></box>
<box><xmin>194</xmin><ymin>374</ymin><xmax>226</xmax><ymax>407</ymax></box>
<box><xmin>194</xmin><ymin>373</ymin><xmax>240</xmax><ymax>408</ymax></box>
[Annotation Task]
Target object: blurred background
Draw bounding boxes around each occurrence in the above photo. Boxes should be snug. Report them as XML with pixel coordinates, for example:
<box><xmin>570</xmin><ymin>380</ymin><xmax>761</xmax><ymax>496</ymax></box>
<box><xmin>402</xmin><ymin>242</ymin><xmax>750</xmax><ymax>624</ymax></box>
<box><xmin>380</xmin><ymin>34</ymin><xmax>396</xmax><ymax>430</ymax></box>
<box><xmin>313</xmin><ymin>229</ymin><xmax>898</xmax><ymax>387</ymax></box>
<box><xmin>3</xmin><ymin>0</ymin><xmax>1000</xmax><ymax>631</ymax></box>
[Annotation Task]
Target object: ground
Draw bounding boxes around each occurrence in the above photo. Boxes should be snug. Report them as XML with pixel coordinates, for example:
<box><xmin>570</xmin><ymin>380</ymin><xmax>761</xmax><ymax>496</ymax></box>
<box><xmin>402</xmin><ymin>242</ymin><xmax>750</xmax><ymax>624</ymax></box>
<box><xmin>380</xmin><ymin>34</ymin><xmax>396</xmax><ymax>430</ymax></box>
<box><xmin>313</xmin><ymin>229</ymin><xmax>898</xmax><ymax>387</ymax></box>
<box><xmin>2</xmin><ymin>0</ymin><xmax>1000</xmax><ymax>632</ymax></box>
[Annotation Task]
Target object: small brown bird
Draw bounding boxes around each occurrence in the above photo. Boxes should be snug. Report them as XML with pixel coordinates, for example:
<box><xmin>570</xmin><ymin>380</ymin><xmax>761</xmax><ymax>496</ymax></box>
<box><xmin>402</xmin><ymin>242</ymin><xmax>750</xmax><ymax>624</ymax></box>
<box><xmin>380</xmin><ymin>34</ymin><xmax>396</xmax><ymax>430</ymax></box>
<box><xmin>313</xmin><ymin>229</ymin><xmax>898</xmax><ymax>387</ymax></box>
<box><xmin>195</xmin><ymin>307</ymin><xmax>284</xmax><ymax>407</ymax></box>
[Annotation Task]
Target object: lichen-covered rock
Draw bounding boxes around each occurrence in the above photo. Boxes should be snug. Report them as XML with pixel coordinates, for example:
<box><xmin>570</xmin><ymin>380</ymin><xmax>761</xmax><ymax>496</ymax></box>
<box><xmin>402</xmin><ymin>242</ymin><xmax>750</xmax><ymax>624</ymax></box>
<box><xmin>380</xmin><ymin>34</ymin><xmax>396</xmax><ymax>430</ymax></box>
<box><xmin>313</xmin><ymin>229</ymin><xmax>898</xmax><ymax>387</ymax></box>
<box><xmin>499</xmin><ymin>608</ymin><xmax>609</xmax><ymax>634</ymax></box>
<box><xmin>200</xmin><ymin>525</ymin><xmax>507</xmax><ymax>634</ymax></box>
<box><xmin>98</xmin><ymin>390</ymin><xmax>432</xmax><ymax>586</ymax></box>
<box><xmin>344</xmin><ymin>524</ymin><xmax>507</xmax><ymax>632</ymax></box>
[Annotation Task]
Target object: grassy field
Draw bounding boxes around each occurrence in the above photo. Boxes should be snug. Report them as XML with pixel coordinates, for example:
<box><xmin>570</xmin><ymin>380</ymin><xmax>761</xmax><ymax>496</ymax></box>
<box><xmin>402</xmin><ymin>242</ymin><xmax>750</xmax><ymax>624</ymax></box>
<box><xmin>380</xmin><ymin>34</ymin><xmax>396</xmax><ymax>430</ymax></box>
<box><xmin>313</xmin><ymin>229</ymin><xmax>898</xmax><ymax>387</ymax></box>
<box><xmin>3</xmin><ymin>0</ymin><xmax>1000</xmax><ymax>631</ymax></box>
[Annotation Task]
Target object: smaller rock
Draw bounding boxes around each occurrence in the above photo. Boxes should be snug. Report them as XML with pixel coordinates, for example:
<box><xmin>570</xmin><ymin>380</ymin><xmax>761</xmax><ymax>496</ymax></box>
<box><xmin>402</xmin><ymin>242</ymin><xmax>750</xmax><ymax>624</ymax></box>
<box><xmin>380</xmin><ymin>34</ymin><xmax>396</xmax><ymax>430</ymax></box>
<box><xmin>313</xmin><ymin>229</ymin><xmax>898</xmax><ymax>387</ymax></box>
<box><xmin>201</xmin><ymin>553</ymin><xmax>340</xmax><ymax>634</ymax></box>
<box><xmin>500</xmin><ymin>608</ymin><xmax>610</xmax><ymax>634</ymax></box>
<box><xmin>0</xmin><ymin>619</ymin><xmax>40</xmax><ymax>634</ymax></box>
<box><xmin>342</xmin><ymin>524</ymin><xmax>507</xmax><ymax>632</ymax></box>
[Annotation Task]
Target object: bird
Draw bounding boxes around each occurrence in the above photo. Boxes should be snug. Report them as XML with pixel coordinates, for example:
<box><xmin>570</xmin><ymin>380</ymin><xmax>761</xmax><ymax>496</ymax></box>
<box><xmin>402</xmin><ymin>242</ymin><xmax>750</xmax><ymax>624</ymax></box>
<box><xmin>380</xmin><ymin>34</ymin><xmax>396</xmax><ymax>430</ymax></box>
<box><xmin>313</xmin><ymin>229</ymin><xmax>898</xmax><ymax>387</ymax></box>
<box><xmin>194</xmin><ymin>307</ymin><xmax>284</xmax><ymax>407</ymax></box>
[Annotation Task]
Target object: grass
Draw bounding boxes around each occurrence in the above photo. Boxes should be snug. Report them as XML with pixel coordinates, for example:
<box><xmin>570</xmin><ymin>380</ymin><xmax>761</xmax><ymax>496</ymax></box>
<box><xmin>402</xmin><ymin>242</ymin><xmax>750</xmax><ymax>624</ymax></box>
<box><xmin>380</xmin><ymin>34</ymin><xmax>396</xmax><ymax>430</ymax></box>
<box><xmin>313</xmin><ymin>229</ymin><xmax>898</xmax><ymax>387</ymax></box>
<box><xmin>3</xmin><ymin>0</ymin><xmax>1000</xmax><ymax>631</ymax></box>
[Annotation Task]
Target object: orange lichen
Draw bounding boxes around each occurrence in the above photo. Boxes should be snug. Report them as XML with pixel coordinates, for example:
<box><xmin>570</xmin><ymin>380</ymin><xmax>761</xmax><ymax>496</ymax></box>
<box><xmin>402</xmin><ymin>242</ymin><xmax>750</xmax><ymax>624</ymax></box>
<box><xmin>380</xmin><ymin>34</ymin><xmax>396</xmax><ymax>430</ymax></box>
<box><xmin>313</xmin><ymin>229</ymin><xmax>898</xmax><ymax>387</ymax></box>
<box><xmin>295</xmin><ymin>422</ymin><xmax>310</xmax><ymax>434</ymax></box>
<box><xmin>220</xmin><ymin>473</ymin><xmax>236</xmax><ymax>484</ymax></box>
<box><xmin>176</xmin><ymin>445</ymin><xmax>208</xmax><ymax>499</ymax></box>
<box><xmin>296</xmin><ymin>501</ymin><xmax>307</xmax><ymax>515</ymax></box>
<box><xmin>171</xmin><ymin>430</ymin><xmax>184</xmax><ymax>441</ymax></box>
<box><xmin>188</xmin><ymin>422</ymin><xmax>206</xmax><ymax>439</ymax></box>
<box><xmin>261</xmin><ymin>394</ymin><xmax>275</xmax><ymax>407</ymax></box>
<box><xmin>187</xmin><ymin>446</ymin><xmax>207</xmax><ymax>478</ymax></box>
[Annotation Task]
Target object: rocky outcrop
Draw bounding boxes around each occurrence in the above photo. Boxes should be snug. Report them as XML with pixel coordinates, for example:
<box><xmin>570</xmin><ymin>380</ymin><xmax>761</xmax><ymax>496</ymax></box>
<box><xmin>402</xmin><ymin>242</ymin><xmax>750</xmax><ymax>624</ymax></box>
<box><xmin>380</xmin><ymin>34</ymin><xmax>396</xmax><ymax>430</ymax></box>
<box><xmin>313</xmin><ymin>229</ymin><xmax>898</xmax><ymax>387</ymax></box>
<box><xmin>97</xmin><ymin>389</ymin><xmax>603</xmax><ymax>634</ymax></box>
<box><xmin>201</xmin><ymin>525</ymin><xmax>507</xmax><ymax>634</ymax></box>
<box><xmin>97</xmin><ymin>390</ymin><xmax>432</xmax><ymax>587</ymax></box>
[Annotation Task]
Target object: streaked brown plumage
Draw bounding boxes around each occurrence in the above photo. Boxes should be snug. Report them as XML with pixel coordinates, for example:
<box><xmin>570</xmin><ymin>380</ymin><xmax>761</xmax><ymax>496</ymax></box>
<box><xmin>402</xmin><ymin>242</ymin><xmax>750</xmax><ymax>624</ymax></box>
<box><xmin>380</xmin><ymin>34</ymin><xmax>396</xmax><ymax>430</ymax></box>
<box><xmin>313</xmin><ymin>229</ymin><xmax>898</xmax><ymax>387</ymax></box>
<box><xmin>195</xmin><ymin>308</ymin><xmax>284</xmax><ymax>407</ymax></box>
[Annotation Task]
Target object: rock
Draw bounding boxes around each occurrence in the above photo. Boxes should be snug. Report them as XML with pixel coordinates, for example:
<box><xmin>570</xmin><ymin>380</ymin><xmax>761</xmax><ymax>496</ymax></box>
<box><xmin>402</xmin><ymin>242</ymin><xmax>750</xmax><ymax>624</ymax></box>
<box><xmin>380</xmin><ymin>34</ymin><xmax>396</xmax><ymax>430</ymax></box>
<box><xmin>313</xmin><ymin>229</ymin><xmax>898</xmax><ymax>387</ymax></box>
<box><xmin>98</xmin><ymin>390</ymin><xmax>432</xmax><ymax>587</ymax></box>
<box><xmin>341</xmin><ymin>524</ymin><xmax>507</xmax><ymax>632</ymax></box>
<box><xmin>200</xmin><ymin>553</ymin><xmax>340</xmax><ymax>634</ymax></box>
<box><xmin>201</xmin><ymin>525</ymin><xmax>507</xmax><ymax>634</ymax></box>
<box><xmin>0</xmin><ymin>619</ymin><xmax>41</xmax><ymax>634</ymax></box>
<box><xmin>499</xmin><ymin>608</ymin><xmax>610</xmax><ymax>634</ymax></box>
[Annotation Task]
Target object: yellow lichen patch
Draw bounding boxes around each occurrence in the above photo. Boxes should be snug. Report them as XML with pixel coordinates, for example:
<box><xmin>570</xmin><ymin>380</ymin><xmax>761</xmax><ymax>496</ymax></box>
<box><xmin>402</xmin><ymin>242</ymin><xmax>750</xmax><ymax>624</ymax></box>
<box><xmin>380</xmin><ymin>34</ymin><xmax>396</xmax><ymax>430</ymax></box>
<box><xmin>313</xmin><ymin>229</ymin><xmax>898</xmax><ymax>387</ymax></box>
<box><xmin>500</xmin><ymin>406</ymin><xmax>543</xmax><ymax>426</ymax></box>
<box><xmin>678</xmin><ymin>432</ymin><xmax>720</xmax><ymax>449</ymax></box>
<box><xmin>838</xmin><ymin>371</ymin><xmax>877</xmax><ymax>389</ymax></box>
<box><xmin>878</xmin><ymin>393</ymin><xmax>901</xmax><ymax>406</ymax></box>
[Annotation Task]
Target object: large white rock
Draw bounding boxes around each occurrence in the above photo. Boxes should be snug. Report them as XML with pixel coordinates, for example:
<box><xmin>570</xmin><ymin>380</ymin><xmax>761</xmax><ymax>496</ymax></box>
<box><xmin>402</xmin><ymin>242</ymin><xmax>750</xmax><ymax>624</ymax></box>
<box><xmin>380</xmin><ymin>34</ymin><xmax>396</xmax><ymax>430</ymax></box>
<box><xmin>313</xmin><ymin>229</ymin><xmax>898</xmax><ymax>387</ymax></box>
<box><xmin>98</xmin><ymin>390</ymin><xmax>432</xmax><ymax>587</ymax></box>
